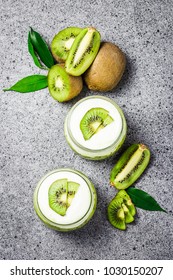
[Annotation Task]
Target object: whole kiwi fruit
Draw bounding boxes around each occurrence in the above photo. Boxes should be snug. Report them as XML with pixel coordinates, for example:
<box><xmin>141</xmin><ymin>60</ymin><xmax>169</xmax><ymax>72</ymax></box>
<box><xmin>84</xmin><ymin>42</ymin><xmax>126</xmax><ymax>91</ymax></box>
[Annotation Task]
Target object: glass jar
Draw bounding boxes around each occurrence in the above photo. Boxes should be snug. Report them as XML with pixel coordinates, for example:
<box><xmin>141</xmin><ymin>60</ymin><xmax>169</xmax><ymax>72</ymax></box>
<box><xmin>33</xmin><ymin>168</ymin><xmax>97</xmax><ymax>231</ymax></box>
<box><xmin>64</xmin><ymin>96</ymin><xmax>127</xmax><ymax>160</ymax></box>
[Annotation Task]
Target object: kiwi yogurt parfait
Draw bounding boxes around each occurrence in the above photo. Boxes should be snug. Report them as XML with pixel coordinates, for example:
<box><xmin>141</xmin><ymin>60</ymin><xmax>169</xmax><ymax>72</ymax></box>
<box><xmin>64</xmin><ymin>96</ymin><xmax>127</xmax><ymax>160</ymax></box>
<box><xmin>34</xmin><ymin>168</ymin><xmax>97</xmax><ymax>231</ymax></box>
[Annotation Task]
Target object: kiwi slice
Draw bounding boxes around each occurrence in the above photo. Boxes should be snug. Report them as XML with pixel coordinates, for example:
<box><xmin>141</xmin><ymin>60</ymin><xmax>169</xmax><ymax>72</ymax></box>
<box><xmin>48</xmin><ymin>178</ymin><xmax>68</xmax><ymax>216</ymax></box>
<box><xmin>122</xmin><ymin>203</ymin><xmax>134</xmax><ymax>223</ymax></box>
<box><xmin>80</xmin><ymin>107</ymin><xmax>114</xmax><ymax>140</ymax></box>
<box><xmin>48</xmin><ymin>64</ymin><xmax>83</xmax><ymax>102</ymax></box>
<box><xmin>107</xmin><ymin>197</ymin><xmax>126</xmax><ymax>230</ymax></box>
<box><xmin>65</xmin><ymin>27</ymin><xmax>101</xmax><ymax>76</ymax></box>
<box><xmin>110</xmin><ymin>143</ymin><xmax>150</xmax><ymax>190</ymax></box>
<box><xmin>116</xmin><ymin>190</ymin><xmax>136</xmax><ymax>216</ymax></box>
<box><xmin>67</xmin><ymin>181</ymin><xmax>80</xmax><ymax>208</ymax></box>
<box><xmin>107</xmin><ymin>190</ymin><xmax>136</xmax><ymax>230</ymax></box>
<box><xmin>51</xmin><ymin>27</ymin><xmax>82</xmax><ymax>63</ymax></box>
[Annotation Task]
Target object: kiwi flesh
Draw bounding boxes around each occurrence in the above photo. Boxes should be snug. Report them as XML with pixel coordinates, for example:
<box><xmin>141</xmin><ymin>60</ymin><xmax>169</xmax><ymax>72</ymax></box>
<box><xmin>48</xmin><ymin>178</ymin><xmax>68</xmax><ymax>216</ymax></box>
<box><xmin>51</xmin><ymin>27</ymin><xmax>82</xmax><ymax>63</ymax></box>
<box><xmin>48</xmin><ymin>179</ymin><xmax>80</xmax><ymax>216</ymax></box>
<box><xmin>84</xmin><ymin>42</ymin><xmax>126</xmax><ymax>91</ymax></box>
<box><xmin>80</xmin><ymin>108</ymin><xmax>113</xmax><ymax>140</ymax></box>
<box><xmin>107</xmin><ymin>197</ymin><xmax>126</xmax><ymax>230</ymax></box>
<box><xmin>65</xmin><ymin>27</ymin><xmax>101</xmax><ymax>76</ymax></box>
<box><xmin>48</xmin><ymin>64</ymin><xmax>83</xmax><ymax>102</ymax></box>
<box><xmin>110</xmin><ymin>144</ymin><xmax>150</xmax><ymax>190</ymax></box>
<box><xmin>116</xmin><ymin>190</ymin><xmax>136</xmax><ymax>216</ymax></box>
<box><xmin>67</xmin><ymin>181</ymin><xmax>80</xmax><ymax>208</ymax></box>
<box><xmin>107</xmin><ymin>190</ymin><xmax>136</xmax><ymax>230</ymax></box>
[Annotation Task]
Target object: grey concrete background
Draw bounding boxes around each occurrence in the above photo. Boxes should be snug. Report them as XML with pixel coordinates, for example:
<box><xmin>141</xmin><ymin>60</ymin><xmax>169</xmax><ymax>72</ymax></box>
<box><xmin>0</xmin><ymin>0</ymin><xmax>173</xmax><ymax>260</ymax></box>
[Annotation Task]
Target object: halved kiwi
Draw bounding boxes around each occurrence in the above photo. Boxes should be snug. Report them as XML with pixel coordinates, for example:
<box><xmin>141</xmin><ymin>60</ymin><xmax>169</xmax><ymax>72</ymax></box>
<box><xmin>51</xmin><ymin>27</ymin><xmax>82</xmax><ymax>63</ymax></box>
<box><xmin>110</xmin><ymin>144</ymin><xmax>150</xmax><ymax>190</ymax></box>
<box><xmin>48</xmin><ymin>178</ymin><xmax>68</xmax><ymax>216</ymax></box>
<box><xmin>80</xmin><ymin>107</ymin><xmax>113</xmax><ymax>140</ymax></box>
<box><xmin>65</xmin><ymin>27</ymin><xmax>101</xmax><ymax>76</ymax></box>
<box><xmin>48</xmin><ymin>64</ymin><xmax>83</xmax><ymax>102</ymax></box>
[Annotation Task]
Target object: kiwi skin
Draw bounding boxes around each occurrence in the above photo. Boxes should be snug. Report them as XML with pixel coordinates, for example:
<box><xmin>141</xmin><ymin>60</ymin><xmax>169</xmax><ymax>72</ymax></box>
<box><xmin>48</xmin><ymin>64</ymin><xmax>83</xmax><ymax>102</ymax></box>
<box><xmin>84</xmin><ymin>42</ymin><xmax>126</xmax><ymax>91</ymax></box>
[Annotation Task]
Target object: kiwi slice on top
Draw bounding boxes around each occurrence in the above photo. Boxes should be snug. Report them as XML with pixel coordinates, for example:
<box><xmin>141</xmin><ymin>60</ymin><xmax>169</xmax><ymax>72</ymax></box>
<box><xmin>48</xmin><ymin>64</ymin><xmax>83</xmax><ymax>102</ymax></box>
<box><xmin>51</xmin><ymin>27</ymin><xmax>82</xmax><ymax>62</ymax></box>
<box><xmin>65</xmin><ymin>27</ymin><xmax>101</xmax><ymax>76</ymax></box>
<box><xmin>80</xmin><ymin>108</ymin><xmax>114</xmax><ymax>140</ymax></box>
<box><xmin>67</xmin><ymin>181</ymin><xmax>80</xmax><ymax>208</ymax></box>
<box><xmin>48</xmin><ymin>178</ymin><xmax>68</xmax><ymax>216</ymax></box>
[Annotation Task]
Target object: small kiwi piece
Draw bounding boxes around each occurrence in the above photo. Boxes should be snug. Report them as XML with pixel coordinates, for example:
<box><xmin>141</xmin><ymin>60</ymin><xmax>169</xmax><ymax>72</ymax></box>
<box><xmin>67</xmin><ymin>181</ymin><xmax>80</xmax><ymax>208</ymax></box>
<box><xmin>65</xmin><ymin>27</ymin><xmax>101</xmax><ymax>76</ymax></box>
<box><xmin>48</xmin><ymin>178</ymin><xmax>68</xmax><ymax>216</ymax></box>
<box><xmin>51</xmin><ymin>27</ymin><xmax>82</xmax><ymax>63</ymax></box>
<box><xmin>84</xmin><ymin>42</ymin><xmax>126</xmax><ymax>91</ymax></box>
<box><xmin>116</xmin><ymin>190</ymin><xmax>136</xmax><ymax>216</ymax></box>
<box><xmin>122</xmin><ymin>203</ymin><xmax>134</xmax><ymax>223</ymax></box>
<box><xmin>107</xmin><ymin>197</ymin><xmax>126</xmax><ymax>230</ymax></box>
<box><xmin>110</xmin><ymin>144</ymin><xmax>150</xmax><ymax>190</ymax></box>
<box><xmin>48</xmin><ymin>64</ymin><xmax>83</xmax><ymax>102</ymax></box>
<box><xmin>80</xmin><ymin>107</ymin><xmax>113</xmax><ymax>140</ymax></box>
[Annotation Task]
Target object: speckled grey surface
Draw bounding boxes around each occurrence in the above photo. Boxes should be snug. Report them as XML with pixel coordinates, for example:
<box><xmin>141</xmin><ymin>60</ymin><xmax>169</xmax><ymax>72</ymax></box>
<box><xmin>0</xmin><ymin>0</ymin><xmax>173</xmax><ymax>260</ymax></box>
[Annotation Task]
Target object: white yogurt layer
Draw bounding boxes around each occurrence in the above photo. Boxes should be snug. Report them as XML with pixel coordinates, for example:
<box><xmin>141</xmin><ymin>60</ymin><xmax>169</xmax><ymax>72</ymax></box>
<box><xmin>69</xmin><ymin>98</ymin><xmax>123</xmax><ymax>150</ymax></box>
<box><xmin>38</xmin><ymin>170</ymin><xmax>91</xmax><ymax>225</ymax></box>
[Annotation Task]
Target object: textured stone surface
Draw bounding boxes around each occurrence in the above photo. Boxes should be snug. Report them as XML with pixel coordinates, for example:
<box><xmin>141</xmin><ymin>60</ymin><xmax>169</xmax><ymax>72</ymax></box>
<box><xmin>0</xmin><ymin>0</ymin><xmax>173</xmax><ymax>260</ymax></box>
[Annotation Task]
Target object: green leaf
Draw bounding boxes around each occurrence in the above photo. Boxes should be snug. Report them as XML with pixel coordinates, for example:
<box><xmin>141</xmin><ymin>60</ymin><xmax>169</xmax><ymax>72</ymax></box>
<box><xmin>28</xmin><ymin>33</ymin><xmax>47</xmax><ymax>70</ymax></box>
<box><xmin>126</xmin><ymin>187</ymin><xmax>167</xmax><ymax>213</ymax></box>
<box><xmin>4</xmin><ymin>75</ymin><xmax>48</xmax><ymax>93</ymax></box>
<box><xmin>29</xmin><ymin>27</ymin><xmax>54</xmax><ymax>68</ymax></box>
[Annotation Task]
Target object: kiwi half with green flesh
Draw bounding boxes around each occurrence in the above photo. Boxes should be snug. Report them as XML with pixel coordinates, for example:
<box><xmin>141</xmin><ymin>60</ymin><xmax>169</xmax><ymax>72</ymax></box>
<box><xmin>48</xmin><ymin>64</ymin><xmax>83</xmax><ymax>102</ymax></box>
<box><xmin>48</xmin><ymin>178</ymin><xmax>68</xmax><ymax>216</ymax></box>
<box><xmin>80</xmin><ymin>108</ymin><xmax>114</xmax><ymax>140</ymax></box>
<box><xmin>110</xmin><ymin>144</ymin><xmax>150</xmax><ymax>190</ymax></box>
<box><xmin>65</xmin><ymin>27</ymin><xmax>101</xmax><ymax>76</ymax></box>
<box><xmin>67</xmin><ymin>181</ymin><xmax>80</xmax><ymax>208</ymax></box>
<box><xmin>107</xmin><ymin>197</ymin><xmax>126</xmax><ymax>230</ymax></box>
<box><xmin>51</xmin><ymin>27</ymin><xmax>82</xmax><ymax>63</ymax></box>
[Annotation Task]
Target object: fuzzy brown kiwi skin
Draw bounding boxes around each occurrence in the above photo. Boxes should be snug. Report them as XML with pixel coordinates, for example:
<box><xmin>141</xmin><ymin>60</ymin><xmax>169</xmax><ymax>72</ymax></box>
<box><xmin>50</xmin><ymin>64</ymin><xmax>83</xmax><ymax>102</ymax></box>
<box><xmin>84</xmin><ymin>42</ymin><xmax>126</xmax><ymax>91</ymax></box>
<box><xmin>63</xmin><ymin>66</ymin><xmax>83</xmax><ymax>102</ymax></box>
